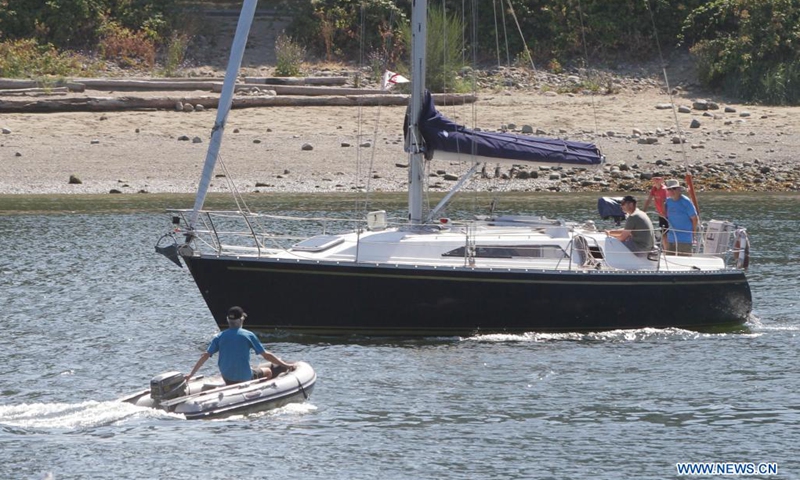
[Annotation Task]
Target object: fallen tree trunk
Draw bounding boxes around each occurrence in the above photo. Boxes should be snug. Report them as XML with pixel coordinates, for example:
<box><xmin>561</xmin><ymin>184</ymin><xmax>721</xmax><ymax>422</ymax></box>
<box><xmin>0</xmin><ymin>87</ymin><xmax>70</xmax><ymax>96</ymax></box>
<box><xmin>215</xmin><ymin>84</ymin><xmax>384</xmax><ymax>95</ymax></box>
<box><xmin>243</xmin><ymin>76</ymin><xmax>348</xmax><ymax>86</ymax></box>
<box><xmin>1</xmin><ymin>77</ymin><xmax>351</xmax><ymax>93</ymax></box>
<box><xmin>0</xmin><ymin>93</ymin><xmax>476</xmax><ymax>113</ymax></box>
<box><xmin>71</xmin><ymin>79</ymin><xmax>222</xmax><ymax>91</ymax></box>
<box><xmin>0</xmin><ymin>79</ymin><xmax>85</xmax><ymax>92</ymax></box>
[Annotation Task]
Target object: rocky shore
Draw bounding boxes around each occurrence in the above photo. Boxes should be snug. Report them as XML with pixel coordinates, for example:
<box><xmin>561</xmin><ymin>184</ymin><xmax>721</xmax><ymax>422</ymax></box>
<box><xmin>1</xmin><ymin>65</ymin><xmax>799</xmax><ymax>196</ymax></box>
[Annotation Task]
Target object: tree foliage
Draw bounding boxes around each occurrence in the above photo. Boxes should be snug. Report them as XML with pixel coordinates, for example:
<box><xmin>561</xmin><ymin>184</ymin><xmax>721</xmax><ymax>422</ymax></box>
<box><xmin>398</xmin><ymin>4</ymin><xmax>468</xmax><ymax>92</ymax></box>
<box><xmin>3</xmin><ymin>0</ymin><xmax>800</xmax><ymax>103</ymax></box>
<box><xmin>495</xmin><ymin>0</ymin><xmax>706</xmax><ymax>63</ymax></box>
<box><xmin>0</xmin><ymin>38</ymin><xmax>88</xmax><ymax>77</ymax></box>
<box><xmin>283</xmin><ymin>0</ymin><xmax>407</xmax><ymax>62</ymax></box>
<box><xmin>0</xmin><ymin>0</ymin><xmax>179</xmax><ymax>48</ymax></box>
<box><xmin>283</xmin><ymin>0</ymin><xmax>704</xmax><ymax>67</ymax></box>
<box><xmin>681</xmin><ymin>0</ymin><xmax>800</xmax><ymax>104</ymax></box>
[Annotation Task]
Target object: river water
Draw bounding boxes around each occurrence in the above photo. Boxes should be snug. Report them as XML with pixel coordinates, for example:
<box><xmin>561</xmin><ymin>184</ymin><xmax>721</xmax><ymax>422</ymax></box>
<box><xmin>0</xmin><ymin>193</ymin><xmax>797</xmax><ymax>479</ymax></box>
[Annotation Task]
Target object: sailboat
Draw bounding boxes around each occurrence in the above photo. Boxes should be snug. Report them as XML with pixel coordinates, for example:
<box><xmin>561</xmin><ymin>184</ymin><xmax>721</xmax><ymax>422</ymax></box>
<box><xmin>158</xmin><ymin>0</ymin><xmax>752</xmax><ymax>336</ymax></box>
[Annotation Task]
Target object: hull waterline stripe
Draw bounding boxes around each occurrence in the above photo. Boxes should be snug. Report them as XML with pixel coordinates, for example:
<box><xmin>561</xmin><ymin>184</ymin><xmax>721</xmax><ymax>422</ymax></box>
<box><xmin>239</xmin><ymin>323</ymin><xmax>748</xmax><ymax>335</ymax></box>
<box><xmin>226</xmin><ymin>265</ymin><xmax>746</xmax><ymax>287</ymax></box>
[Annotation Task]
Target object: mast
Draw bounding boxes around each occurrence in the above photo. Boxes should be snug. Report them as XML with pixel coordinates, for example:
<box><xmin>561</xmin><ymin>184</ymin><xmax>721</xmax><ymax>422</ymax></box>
<box><xmin>189</xmin><ymin>0</ymin><xmax>259</xmax><ymax>230</ymax></box>
<box><xmin>406</xmin><ymin>0</ymin><xmax>428</xmax><ymax>225</ymax></box>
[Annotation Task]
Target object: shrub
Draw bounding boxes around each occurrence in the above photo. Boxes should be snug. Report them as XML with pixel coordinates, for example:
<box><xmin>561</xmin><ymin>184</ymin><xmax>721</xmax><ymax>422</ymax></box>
<box><xmin>98</xmin><ymin>22</ymin><xmax>156</xmax><ymax>68</ymax></box>
<box><xmin>161</xmin><ymin>33</ymin><xmax>190</xmax><ymax>77</ymax></box>
<box><xmin>465</xmin><ymin>0</ymin><xmax>706</xmax><ymax>66</ymax></box>
<box><xmin>274</xmin><ymin>33</ymin><xmax>305</xmax><ymax>77</ymax></box>
<box><xmin>0</xmin><ymin>38</ymin><xmax>89</xmax><ymax>77</ymax></box>
<box><xmin>0</xmin><ymin>0</ymin><xmax>105</xmax><ymax>47</ymax></box>
<box><xmin>400</xmin><ymin>5</ymin><xmax>467</xmax><ymax>93</ymax></box>
<box><xmin>682</xmin><ymin>0</ymin><xmax>800</xmax><ymax>104</ymax></box>
<box><xmin>547</xmin><ymin>58</ymin><xmax>563</xmax><ymax>74</ymax></box>
<box><xmin>284</xmin><ymin>0</ymin><xmax>407</xmax><ymax>61</ymax></box>
<box><xmin>0</xmin><ymin>0</ymin><xmax>180</xmax><ymax>48</ymax></box>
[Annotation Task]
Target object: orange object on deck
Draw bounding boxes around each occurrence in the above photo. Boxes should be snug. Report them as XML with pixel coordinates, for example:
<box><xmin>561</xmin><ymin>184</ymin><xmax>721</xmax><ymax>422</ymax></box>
<box><xmin>684</xmin><ymin>173</ymin><xmax>700</xmax><ymax>215</ymax></box>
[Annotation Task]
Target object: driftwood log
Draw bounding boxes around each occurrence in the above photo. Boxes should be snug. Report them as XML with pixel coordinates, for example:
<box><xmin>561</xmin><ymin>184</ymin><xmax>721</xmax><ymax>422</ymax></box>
<box><xmin>71</xmin><ymin>78</ymin><xmax>222</xmax><ymax>91</ymax></box>
<box><xmin>0</xmin><ymin>93</ymin><xmax>476</xmax><ymax>113</ymax></box>
<box><xmin>0</xmin><ymin>77</ymin><xmax>349</xmax><ymax>93</ymax></box>
<box><xmin>0</xmin><ymin>87</ymin><xmax>69</xmax><ymax>96</ymax></box>
<box><xmin>243</xmin><ymin>76</ymin><xmax>348</xmax><ymax>86</ymax></box>
<box><xmin>214</xmin><ymin>84</ymin><xmax>385</xmax><ymax>96</ymax></box>
<box><xmin>0</xmin><ymin>79</ymin><xmax>85</xmax><ymax>92</ymax></box>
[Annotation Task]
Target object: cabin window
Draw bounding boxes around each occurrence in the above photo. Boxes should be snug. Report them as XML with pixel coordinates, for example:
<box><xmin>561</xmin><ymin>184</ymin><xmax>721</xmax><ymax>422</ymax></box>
<box><xmin>442</xmin><ymin>245</ymin><xmax>567</xmax><ymax>259</ymax></box>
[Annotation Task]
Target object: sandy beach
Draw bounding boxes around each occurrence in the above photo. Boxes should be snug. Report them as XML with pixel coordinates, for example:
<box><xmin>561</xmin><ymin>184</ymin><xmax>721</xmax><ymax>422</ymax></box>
<box><xmin>1</xmin><ymin>84</ymin><xmax>799</xmax><ymax>196</ymax></box>
<box><xmin>2</xmin><ymin>6</ymin><xmax>798</xmax><ymax>198</ymax></box>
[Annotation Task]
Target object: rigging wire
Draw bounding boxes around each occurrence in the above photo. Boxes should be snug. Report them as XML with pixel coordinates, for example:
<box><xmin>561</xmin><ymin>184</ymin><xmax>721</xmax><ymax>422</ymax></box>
<box><xmin>499</xmin><ymin>0</ymin><xmax>510</xmax><ymax>66</ymax></box>
<box><xmin>461</xmin><ymin>0</ymin><xmax>466</xmax><ymax>64</ymax></box>
<box><xmin>487</xmin><ymin>0</ymin><xmax>521</xmax><ymax>214</ymax></box>
<box><xmin>470</xmin><ymin>0</ymin><xmax>480</xmax><ymax>216</ymax></box>
<box><xmin>426</xmin><ymin>0</ymin><xmax>482</xmax><ymax>220</ymax></box>
<box><xmin>218</xmin><ymin>154</ymin><xmax>251</xmax><ymax>215</ymax></box>
<box><xmin>492</xmin><ymin>0</ymin><xmax>501</xmax><ymax>67</ymax></box>
<box><xmin>355</xmin><ymin>3</ymin><xmax>366</xmax><ymax>215</ymax></box>
<box><xmin>446</xmin><ymin>0</ymin><xmax>481</xmax><ymax>218</ymax></box>
<box><xmin>424</xmin><ymin>0</ymin><xmax>456</xmax><ymax>218</ymax></box>
<box><xmin>504</xmin><ymin>0</ymin><xmax>535</xmax><ymax>71</ymax></box>
<box><xmin>576</xmin><ymin>0</ymin><xmax>600</xmax><ymax>137</ymax></box>
<box><xmin>643</xmin><ymin>0</ymin><xmax>701</xmax><ymax>217</ymax></box>
<box><xmin>357</xmin><ymin>2</ymin><xmax>397</xmax><ymax>218</ymax></box>
<box><xmin>218</xmin><ymin>154</ymin><xmax>278</xmax><ymax>248</ymax></box>
<box><xmin>644</xmin><ymin>0</ymin><xmax>690</xmax><ymax>171</ymax></box>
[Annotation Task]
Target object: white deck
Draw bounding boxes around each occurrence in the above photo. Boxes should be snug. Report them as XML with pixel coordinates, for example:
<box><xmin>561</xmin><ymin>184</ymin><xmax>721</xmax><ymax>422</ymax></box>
<box><xmin>208</xmin><ymin>223</ymin><xmax>729</xmax><ymax>273</ymax></box>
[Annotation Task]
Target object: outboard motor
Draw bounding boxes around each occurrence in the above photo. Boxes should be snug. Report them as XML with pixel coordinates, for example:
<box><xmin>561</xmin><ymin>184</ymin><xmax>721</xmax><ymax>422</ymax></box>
<box><xmin>150</xmin><ymin>371</ymin><xmax>187</xmax><ymax>403</ymax></box>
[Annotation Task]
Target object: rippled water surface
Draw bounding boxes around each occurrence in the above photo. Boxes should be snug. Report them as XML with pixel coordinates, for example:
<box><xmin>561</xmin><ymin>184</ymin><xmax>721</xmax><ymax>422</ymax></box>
<box><xmin>1</xmin><ymin>193</ymin><xmax>797</xmax><ymax>479</ymax></box>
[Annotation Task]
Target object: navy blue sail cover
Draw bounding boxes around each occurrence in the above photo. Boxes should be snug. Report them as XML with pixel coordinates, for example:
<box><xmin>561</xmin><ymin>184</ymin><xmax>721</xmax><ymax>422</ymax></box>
<box><xmin>597</xmin><ymin>196</ymin><xmax>625</xmax><ymax>223</ymax></box>
<box><xmin>416</xmin><ymin>91</ymin><xmax>603</xmax><ymax>166</ymax></box>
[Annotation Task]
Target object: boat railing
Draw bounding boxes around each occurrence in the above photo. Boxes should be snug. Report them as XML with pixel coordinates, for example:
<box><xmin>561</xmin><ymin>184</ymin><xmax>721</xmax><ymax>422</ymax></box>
<box><xmin>597</xmin><ymin>221</ymin><xmax>747</xmax><ymax>270</ymax></box>
<box><xmin>666</xmin><ymin>222</ymin><xmax>748</xmax><ymax>268</ymax></box>
<box><xmin>167</xmin><ymin>208</ymin><xmax>403</xmax><ymax>256</ymax></box>
<box><xmin>165</xmin><ymin>210</ymin><xmax>748</xmax><ymax>271</ymax></box>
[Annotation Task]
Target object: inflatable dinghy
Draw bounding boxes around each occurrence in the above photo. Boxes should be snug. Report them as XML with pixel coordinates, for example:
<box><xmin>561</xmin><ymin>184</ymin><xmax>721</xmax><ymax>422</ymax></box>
<box><xmin>121</xmin><ymin>361</ymin><xmax>316</xmax><ymax>420</ymax></box>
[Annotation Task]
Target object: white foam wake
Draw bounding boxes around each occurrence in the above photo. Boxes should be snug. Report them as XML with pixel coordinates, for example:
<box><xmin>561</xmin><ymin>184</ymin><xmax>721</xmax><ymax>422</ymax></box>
<box><xmin>0</xmin><ymin>400</ymin><xmax>167</xmax><ymax>430</ymax></box>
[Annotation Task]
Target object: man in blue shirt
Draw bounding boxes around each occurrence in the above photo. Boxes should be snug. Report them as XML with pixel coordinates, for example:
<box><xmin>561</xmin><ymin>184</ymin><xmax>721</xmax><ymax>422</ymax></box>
<box><xmin>186</xmin><ymin>306</ymin><xmax>295</xmax><ymax>385</ymax></box>
<box><xmin>664</xmin><ymin>179</ymin><xmax>698</xmax><ymax>256</ymax></box>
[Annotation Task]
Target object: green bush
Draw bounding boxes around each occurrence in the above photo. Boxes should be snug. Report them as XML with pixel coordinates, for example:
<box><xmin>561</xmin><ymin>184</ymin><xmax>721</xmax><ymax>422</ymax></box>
<box><xmin>284</xmin><ymin>0</ymin><xmax>407</xmax><ymax>61</ymax></box>
<box><xmin>414</xmin><ymin>4</ymin><xmax>468</xmax><ymax>93</ymax></box>
<box><xmin>98</xmin><ymin>22</ymin><xmax>156</xmax><ymax>68</ymax></box>
<box><xmin>274</xmin><ymin>33</ymin><xmax>305</xmax><ymax>77</ymax></box>
<box><xmin>0</xmin><ymin>39</ymin><xmax>91</xmax><ymax>77</ymax></box>
<box><xmin>161</xmin><ymin>33</ymin><xmax>191</xmax><ymax>77</ymax></box>
<box><xmin>0</xmin><ymin>0</ymin><xmax>104</xmax><ymax>47</ymax></box>
<box><xmin>682</xmin><ymin>0</ymin><xmax>800</xmax><ymax>104</ymax></box>
<box><xmin>0</xmin><ymin>0</ymin><xmax>179</xmax><ymax>48</ymax></box>
<box><xmin>405</xmin><ymin>0</ymin><xmax>704</xmax><ymax>72</ymax></box>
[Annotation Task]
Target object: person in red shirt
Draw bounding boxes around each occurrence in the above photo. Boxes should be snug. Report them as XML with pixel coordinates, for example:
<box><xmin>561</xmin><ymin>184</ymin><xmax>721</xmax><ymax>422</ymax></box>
<box><xmin>643</xmin><ymin>177</ymin><xmax>669</xmax><ymax>246</ymax></box>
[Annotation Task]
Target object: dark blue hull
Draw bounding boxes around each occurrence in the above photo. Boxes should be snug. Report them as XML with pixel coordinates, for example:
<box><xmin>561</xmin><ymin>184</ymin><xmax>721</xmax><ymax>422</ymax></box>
<box><xmin>183</xmin><ymin>255</ymin><xmax>752</xmax><ymax>336</ymax></box>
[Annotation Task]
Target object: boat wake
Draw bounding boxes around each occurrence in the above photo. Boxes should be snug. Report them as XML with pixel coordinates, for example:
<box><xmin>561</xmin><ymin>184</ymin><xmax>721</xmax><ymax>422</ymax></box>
<box><xmin>0</xmin><ymin>400</ymin><xmax>168</xmax><ymax>431</ymax></box>
<box><xmin>747</xmin><ymin>313</ymin><xmax>800</xmax><ymax>331</ymax></box>
<box><xmin>466</xmin><ymin>326</ymin><xmax>759</xmax><ymax>343</ymax></box>
<box><xmin>237</xmin><ymin>402</ymin><xmax>317</xmax><ymax>420</ymax></box>
<box><xmin>0</xmin><ymin>399</ymin><xmax>318</xmax><ymax>430</ymax></box>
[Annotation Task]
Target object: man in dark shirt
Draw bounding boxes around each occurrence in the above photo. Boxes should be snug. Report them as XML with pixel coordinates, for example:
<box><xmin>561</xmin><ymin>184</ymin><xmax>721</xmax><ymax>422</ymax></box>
<box><xmin>605</xmin><ymin>195</ymin><xmax>655</xmax><ymax>256</ymax></box>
